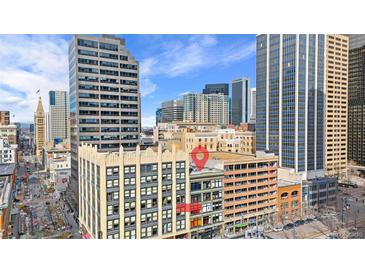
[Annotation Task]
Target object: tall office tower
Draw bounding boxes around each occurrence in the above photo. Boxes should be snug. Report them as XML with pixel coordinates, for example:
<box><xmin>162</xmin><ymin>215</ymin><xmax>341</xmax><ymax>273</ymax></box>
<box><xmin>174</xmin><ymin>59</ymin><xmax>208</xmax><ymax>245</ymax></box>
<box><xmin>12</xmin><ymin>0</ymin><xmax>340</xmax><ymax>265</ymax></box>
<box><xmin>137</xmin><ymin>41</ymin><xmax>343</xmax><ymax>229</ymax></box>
<box><xmin>256</xmin><ymin>34</ymin><xmax>325</xmax><ymax>180</ymax></box>
<box><xmin>155</xmin><ymin>108</ymin><xmax>162</xmax><ymax>125</ymax></box>
<box><xmin>325</xmin><ymin>35</ymin><xmax>348</xmax><ymax>176</ymax></box>
<box><xmin>68</xmin><ymin>34</ymin><xmax>141</xmax><ymax>213</ymax></box>
<box><xmin>250</xmin><ymin>88</ymin><xmax>256</xmax><ymax>123</ymax></box>
<box><xmin>78</xmin><ymin>143</ymin><xmax>190</xmax><ymax>239</ymax></box>
<box><xmin>34</xmin><ymin>96</ymin><xmax>45</xmax><ymax>161</ymax></box>
<box><xmin>48</xmin><ymin>90</ymin><xmax>69</xmax><ymax>143</ymax></box>
<box><xmin>202</xmin><ymin>83</ymin><xmax>229</xmax><ymax>96</ymax></box>
<box><xmin>348</xmin><ymin>35</ymin><xmax>365</xmax><ymax>166</ymax></box>
<box><xmin>183</xmin><ymin>93</ymin><xmax>229</xmax><ymax>126</ymax></box>
<box><xmin>161</xmin><ymin>99</ymin><xmax>184</xmax><ymax>123</ymax></box>
<box><xmin>0</xmin><ymin>111</ymin><xmax>10</xmax><ymax>125</ymax></box>
<box><xmin>232</xmin><ymin>77</ymin><xmax>255</xmax><ymax>125</ymax></box>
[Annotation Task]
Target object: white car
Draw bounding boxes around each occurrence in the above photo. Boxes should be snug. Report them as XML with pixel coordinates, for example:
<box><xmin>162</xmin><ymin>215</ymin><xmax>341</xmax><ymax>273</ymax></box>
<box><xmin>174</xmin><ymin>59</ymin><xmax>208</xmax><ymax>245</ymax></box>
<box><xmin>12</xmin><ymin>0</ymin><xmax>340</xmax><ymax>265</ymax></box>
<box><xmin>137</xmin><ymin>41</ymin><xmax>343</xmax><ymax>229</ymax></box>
<box><xmin>273</xmin><ymin>226</ymin><xmax>283</xmax><ymax>232</ymax></box>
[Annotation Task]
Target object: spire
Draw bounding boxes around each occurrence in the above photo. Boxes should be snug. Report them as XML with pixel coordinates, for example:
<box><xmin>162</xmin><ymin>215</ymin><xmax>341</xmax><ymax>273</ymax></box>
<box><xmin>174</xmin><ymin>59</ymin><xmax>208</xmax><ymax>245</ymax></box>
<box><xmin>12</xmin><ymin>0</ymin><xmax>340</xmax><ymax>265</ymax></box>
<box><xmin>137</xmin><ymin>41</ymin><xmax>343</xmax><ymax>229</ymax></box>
<box><xmin>36</xmin><ymin>95</ymin><xmax>45</xmax><ymax>116</ymax></box>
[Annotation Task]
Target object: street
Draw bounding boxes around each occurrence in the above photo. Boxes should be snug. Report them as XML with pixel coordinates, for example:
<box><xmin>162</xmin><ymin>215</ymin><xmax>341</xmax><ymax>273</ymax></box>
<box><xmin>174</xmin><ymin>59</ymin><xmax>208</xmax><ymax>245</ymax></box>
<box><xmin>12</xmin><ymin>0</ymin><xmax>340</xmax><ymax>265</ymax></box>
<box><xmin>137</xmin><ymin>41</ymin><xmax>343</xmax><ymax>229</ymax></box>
<box><xmin>9</xmin><ymin>155</ymin><xmax>80</xmax><ymax>239</ymax></box>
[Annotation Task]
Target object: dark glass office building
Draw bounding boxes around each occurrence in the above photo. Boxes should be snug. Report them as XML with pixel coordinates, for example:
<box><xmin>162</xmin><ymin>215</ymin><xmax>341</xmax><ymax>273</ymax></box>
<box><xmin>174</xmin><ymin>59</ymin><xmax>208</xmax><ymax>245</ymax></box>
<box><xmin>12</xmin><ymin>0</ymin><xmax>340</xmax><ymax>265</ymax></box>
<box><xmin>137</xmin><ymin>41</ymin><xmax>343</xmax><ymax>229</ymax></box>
<box><xmin>202</xmin><ymin>83</ymin><xmax>229</xmax><ymax>96</ymax></box>
<box><xmin>256</xmin><ymin>34</ymin><xmax>325</xmax><ymax>179</ymax></box>
<box><xmin>348</xmin><ymin>35</ymin><xmax>365</xmax><ymax>166</ymax></box>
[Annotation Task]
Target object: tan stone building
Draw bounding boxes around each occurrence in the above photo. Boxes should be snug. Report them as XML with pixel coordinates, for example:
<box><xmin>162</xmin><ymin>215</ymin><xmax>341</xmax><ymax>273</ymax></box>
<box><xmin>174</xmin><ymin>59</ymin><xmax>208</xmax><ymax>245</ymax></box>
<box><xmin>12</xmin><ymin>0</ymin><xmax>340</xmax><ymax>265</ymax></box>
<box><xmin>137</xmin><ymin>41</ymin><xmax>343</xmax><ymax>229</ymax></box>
<box><xmin>78</xmin><ymin>143</ymin><xmax>191</xmax><ymax>239</ymax></box>
<box><xmin>34</xmin><ymin>96</ymin><xmax>46</xmax><ymax>161</ymax></box>
<box><xmin>325</xmin><ymin>35</ymin><xmax>349</xmax><ymax>177</ymax></box>
<box><xmin>182</xmin><ymin>128</ymin><xmax>256</xmax><ymax>154</ymax></box>
<box><xmin>0</xmin><ymin>124</ymin><xmax>17</xmax><ymax>145</ymax></box>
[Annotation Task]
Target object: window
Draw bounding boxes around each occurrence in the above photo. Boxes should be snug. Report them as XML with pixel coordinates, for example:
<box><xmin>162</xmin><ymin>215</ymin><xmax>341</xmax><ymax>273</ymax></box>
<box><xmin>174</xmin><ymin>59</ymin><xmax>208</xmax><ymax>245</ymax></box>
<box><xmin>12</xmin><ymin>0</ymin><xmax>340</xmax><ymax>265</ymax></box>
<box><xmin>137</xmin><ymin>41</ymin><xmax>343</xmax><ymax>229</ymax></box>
<box><xmin>107</xmin><ymin>180</ymin><xmax>113</xmax><ymax>188</ymax></box>
<box><xmin>107</xmin><ymin>205</ymin><xmax>113</xmax><ymax>216</ymax></box>
<box><xmin>125</xmin><ymin>202</ymin><xmax>136</xmax><ymax>212</ymax></box>
<box><xmin>107</xmin><ymin>219</ymin><xmax>119</xmax><ymax>231</ymax></box>
<box><xmin>176</xmin><ymin>220</ymin><xmax>186</xmax><ymax>231</ymax></box>
<box><xmin>78</xmin><ymin>39</ymin><xmax>98</xmax><ymax>48</ymax></box>
<box><xmin>125</xmin><ymin>189</ymin><xmax>136</xmax><ymax>198</ymax></box>
<box><xmin>124</xmin><ymin>177</ymin><xmax>136</xmax><ymax>185</ymax></box>
<box><xmin>113</xmin><ymin>192</ymin><xmax>119</xmax><ymax>201</ymax></box>
<box><xmin>125</xmin><ymin>216</ymin><xmax>136</xmax><ymax>226</ymax></box>
<box><xmin>162</xmin><ymin>209</ymin><xmax>172</xmax><ymax>219</ymax></box>
<box><xmin>124</xmin><ymin>165</ymin><xmax>136</xmax><ymax>174</ymax></box>
<box><xmin>124</xmin><ymin>230</ymin><xmax>136</xmax><ymax>239</ymax></box>
<box><xmin>163</xmin><ymin>223</ymin><xmax>172</xmax><ymax>234</ymax></box>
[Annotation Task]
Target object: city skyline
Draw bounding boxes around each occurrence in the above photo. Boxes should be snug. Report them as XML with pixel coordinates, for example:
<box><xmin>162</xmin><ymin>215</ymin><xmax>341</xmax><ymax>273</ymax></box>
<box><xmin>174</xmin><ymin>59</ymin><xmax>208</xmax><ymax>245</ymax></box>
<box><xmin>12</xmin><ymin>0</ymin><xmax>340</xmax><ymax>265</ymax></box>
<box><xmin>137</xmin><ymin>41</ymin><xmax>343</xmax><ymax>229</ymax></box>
<box><xmin>0</xmin><ymin>34</ymin><xmax>256</xmax><ymax>126</ymax></box>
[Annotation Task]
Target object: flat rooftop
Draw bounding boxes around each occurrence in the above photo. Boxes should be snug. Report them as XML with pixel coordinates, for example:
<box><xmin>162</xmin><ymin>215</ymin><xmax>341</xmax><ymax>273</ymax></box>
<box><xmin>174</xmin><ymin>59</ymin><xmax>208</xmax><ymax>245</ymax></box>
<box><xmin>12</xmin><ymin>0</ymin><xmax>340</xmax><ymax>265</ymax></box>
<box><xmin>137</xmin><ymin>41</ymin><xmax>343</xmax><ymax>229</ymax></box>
<box><xmin>0</xmin><ymin>163</ymin><xmax>15</xmax><ymax>176</ymax></box>
<box><xmin>278</xmin><ymin>179</ymin><xmax>301</xmax><ymax>187</ymax></box>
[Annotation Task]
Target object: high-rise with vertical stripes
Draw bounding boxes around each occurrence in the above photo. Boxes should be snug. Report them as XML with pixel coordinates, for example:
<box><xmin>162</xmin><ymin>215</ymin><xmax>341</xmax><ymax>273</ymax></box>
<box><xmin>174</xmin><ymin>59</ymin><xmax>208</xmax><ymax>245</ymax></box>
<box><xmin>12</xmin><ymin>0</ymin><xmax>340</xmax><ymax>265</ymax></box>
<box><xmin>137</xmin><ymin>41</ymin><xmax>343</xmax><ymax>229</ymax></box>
<box><xmin>256</xmin><ymin>34</ymin><xmax>325</xmax><ymax>180</ymax></box>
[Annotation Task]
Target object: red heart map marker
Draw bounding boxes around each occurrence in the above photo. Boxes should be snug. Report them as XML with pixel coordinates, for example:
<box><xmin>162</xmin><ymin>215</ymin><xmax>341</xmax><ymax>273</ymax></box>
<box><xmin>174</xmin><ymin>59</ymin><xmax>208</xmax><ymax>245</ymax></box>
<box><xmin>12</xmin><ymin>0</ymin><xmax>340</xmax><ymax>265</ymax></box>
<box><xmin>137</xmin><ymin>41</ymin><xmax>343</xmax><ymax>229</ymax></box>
<box><xmin>191</xmin><ymin>146</ymin><xmax>209</xmax><ymax>171</ymax></box>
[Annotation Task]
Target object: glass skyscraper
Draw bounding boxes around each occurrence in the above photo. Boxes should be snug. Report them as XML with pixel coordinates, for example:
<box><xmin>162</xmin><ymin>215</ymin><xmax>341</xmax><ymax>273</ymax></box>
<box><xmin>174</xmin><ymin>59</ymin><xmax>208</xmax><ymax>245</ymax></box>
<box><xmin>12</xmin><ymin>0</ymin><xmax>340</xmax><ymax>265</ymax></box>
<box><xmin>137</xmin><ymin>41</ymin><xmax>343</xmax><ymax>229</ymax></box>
<box><xmin>256</xmin><ymin>34</ymin><xmax>325</xmax><ymax>180</ymax></box>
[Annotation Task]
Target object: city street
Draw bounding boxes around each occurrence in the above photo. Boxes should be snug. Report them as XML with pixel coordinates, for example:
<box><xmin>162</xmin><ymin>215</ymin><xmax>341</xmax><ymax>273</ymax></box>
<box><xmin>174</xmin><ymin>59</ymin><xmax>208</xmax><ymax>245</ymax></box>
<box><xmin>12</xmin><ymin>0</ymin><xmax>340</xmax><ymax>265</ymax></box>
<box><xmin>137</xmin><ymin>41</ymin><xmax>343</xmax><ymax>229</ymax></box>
<box><xmin>10</xmin><ymin>156</ymin><xmax>80</xmax><ymax>239</ymax></box>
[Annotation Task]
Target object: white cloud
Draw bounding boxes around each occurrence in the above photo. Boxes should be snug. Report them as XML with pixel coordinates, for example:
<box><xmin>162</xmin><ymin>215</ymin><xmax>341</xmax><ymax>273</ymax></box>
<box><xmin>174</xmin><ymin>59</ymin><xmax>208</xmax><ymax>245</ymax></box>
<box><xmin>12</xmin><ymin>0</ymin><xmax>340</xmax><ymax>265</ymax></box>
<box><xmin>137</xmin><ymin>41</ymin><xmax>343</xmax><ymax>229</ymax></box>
<box><xmin>139</xmin><ymin>35</ymin><xmax>255</xmax><ymax>79</ymax></box>
<box><xmin>140</xmin><ymin>78</ymin><xmax>157</xmax><ymax>97</ymax></box>
<box><xmin>222</xmin><ymin>41</ymin><xmax>256</xmax><ymax>64</ymax></box>
<box><xmin>0</xmin><ymin>35</ymin><xmax>69</xmax><ymax>123</ymax></box>
<box><xmin>141</xmin><ymin>115</ymin><xmax>156</xmax><ymax>127</ymax></box>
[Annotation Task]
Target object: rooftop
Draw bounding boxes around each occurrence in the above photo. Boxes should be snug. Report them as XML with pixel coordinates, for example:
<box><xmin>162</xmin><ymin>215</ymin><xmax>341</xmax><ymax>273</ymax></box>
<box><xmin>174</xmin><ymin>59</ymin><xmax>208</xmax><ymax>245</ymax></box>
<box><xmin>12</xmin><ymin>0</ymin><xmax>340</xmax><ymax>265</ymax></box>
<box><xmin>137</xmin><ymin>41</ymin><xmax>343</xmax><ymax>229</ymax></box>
<box><xmin>0</xmin><ymin>163</ymin><xmax>15</xmax><ymax>176</ymax></box>
<box><xmin>278</xmin><ymin>179</ymin><xmax>301</xmax><ymax>188</ymax></box>
<box><xmin>208</xmin><ymin>151</ymin><xmax>277</xmax><ymax>163</ymax></box>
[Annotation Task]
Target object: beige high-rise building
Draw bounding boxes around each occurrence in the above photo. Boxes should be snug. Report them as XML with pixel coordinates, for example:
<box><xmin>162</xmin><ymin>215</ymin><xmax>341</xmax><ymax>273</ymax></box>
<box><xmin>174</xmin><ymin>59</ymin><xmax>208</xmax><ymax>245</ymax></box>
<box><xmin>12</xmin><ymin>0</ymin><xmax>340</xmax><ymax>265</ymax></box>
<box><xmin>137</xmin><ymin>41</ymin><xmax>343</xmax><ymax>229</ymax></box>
<box><xmin>183</xmin><ymin>93</ymin><xmax>229</xmax><ymax>126</ymax></box>
<box><xmin>34</xmin><ymin>96</ymin><xmax>46</xmax><ymax>161</ymax></box>
<box><xmin>325</xmin><ymin>35</ymin><xmax>349</xmax><ymax>176</ymax></box>
<box><xmin>78</xmin><ymin>143</ymin><xmax>190</xmax><ymax>239</ymax></box>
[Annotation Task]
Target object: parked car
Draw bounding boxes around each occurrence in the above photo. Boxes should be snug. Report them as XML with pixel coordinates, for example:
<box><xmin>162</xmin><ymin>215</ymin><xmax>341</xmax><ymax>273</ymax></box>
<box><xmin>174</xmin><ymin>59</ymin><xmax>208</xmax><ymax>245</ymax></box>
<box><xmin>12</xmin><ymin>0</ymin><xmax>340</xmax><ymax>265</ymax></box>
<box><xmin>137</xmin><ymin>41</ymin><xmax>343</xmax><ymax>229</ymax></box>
<box><xmin>273</xmin><ymin>226</ymin><xmax>283</xmax><ymax>232</ymax></box>
<box><xmin>283</xmin><ymin>223</ymin><xmax>295</xmax><ymax>230</ymax></box>
<box><xmin>294</xmin><ymin>220</ymin><xmax>305</xmax><ymax>227</ymax></box>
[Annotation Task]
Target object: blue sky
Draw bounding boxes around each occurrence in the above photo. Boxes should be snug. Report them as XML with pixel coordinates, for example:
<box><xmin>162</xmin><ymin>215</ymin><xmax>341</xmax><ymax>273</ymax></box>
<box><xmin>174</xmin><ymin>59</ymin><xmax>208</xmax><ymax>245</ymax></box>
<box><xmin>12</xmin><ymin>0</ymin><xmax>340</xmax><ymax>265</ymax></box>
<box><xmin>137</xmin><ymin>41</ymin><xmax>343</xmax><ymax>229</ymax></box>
<box><xmin>0</xmin><ymin>34</ymin><xmax>256</xmax><ymax>126</ymax></box>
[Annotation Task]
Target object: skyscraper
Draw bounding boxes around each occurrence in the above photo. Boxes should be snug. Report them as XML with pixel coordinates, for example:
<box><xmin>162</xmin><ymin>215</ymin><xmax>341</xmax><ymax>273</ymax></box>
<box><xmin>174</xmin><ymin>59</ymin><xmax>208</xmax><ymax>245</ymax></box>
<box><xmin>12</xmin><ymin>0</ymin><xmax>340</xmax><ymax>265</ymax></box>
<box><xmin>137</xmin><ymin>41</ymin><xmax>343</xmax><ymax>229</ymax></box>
<box><xmin>256</xmin><ymin>34</ymin><xmax>325</xmax><ymax>180</ymax></box>
<box><xmin>68</xmin><ymin>34</ymin><xmax>141</xmax><ymax>213</ymax></box>
<box><xmin>231</xmin><ymin>77</ymin><xmax>255</xmax><ymax>125</ymax></box>
<box><xmin>48</xmin><ymin>90</ymin><xmax>69</xmax><ymax>143</ymax></box>
<box><xmin>34</xmin><ymin>96</ymin><xmax>45</xmax><ymax>161</ymax></box>
<box><xmin>161</xmin><ymin>99</ymin><xmax>184</xmax><ymax>123</ymax></box>
<box><xmin>183</xmin><ymin>93</ymin><xmax>229</xmax><ymax>126</ymax></box>
<box><xmin>324</xmin><ymin>35</ymin><xmax>348</xmax><ymax>176</ymax></box>
<box><xmin>202</xmin><ymin>83</ymin><xmax>229</xmax><ymax>96</ymax></box>
<box><xmin>348</xmin><ymin>35</ymin><xmax>365</xmax><ymax>166</ymax></box>
<box><xmin>155</xmin><ymin>108</ymin><xmax>162</xmax><ymax>125</ymax></box>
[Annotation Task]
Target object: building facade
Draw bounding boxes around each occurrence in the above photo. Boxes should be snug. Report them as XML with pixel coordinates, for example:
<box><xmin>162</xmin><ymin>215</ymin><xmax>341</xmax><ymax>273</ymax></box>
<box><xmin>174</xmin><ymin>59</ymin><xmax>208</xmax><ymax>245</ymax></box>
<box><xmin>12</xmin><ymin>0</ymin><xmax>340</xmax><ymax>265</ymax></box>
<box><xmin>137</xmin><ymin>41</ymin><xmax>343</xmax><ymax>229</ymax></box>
<box><xmin>206</xmin><ymin>151</ymin><xmax>278</xmax><ymax>236</ymax></box>
<box><xmin>68</xmin><ymin>34</ymin><xmax>141</xmax><ymax>213</ymax></box>
<box><xmin>277</xmin><ymin>180</ymin><xmax>302</xmax><ymax>223</ymax></box>
<box><xmin>302</xmin><ymin>177</ymin><xmax>337</xmax><ymax>210</ymax></box>
<box><xmin>34</xmin><ymin>96</ymin><xmax>46</xmax><ymax>161</ymax></box>
<box><xmin>0</xmin><ymin>111</ymin><xmax>10</xmax><ymax>125</ymax></box>
<box><xmin>182</xmin><ymin>129</ymin><xmax>256</xmax><ymax>154</ymax></box>
<box><xmin>183</xmin><ymin>93</ymin><xmax>229</xmax><ymax>126</ymax></box>
<box><xmin>48</xmin><ymin>90</ymin><xmax>69</xmax><ymax>143</ymax></box>
<box><xmin>0</xmin><ymin>139</ymin><xmax>17</xmax><ymax>164</ymax></box>
<box><xmin>0</xmin><ymin>124</ymin><xmax>17</xmax><ymax>145</ymax></box>
<box><xmin>0</xmin><ymin>163</ymin><xmax>15</xmax><ymax>239</ymax></box>
<box><xmin>161</xmin><ymin>99</ymin><xmax>184</xmax><ymax>123</ymax></box>
<box><xmin>256</xmin><ymin>34</ymin><xmax>326</xmax><ymax>180</ymax></box>
<box><xmin>78</xmin><ymin>143</ymin><xmax>190</xmax><ymax>239</ymax></box>
<box><xmin>324</xmin><ymin>35</ymin><xmax>349</xmax><ymax>176</ymax></box>
<box><xmin>348</xmin><ymin>34</ymin><xmax>365</xmax><ymax>166</ymax></box>
<box><xmin>202</xmin><ymin>83</ymin><xmax>229</xmax><ymax>96</ymax></box>
<box><xmin>232</xmin><ymin>77</ymin><xmax>255</xmax><ymax>125</ymax></box>
<box><xmin>189</xmin><ymin>168</ymin><xmax>224</xmax><ymax>239</ymax></box>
